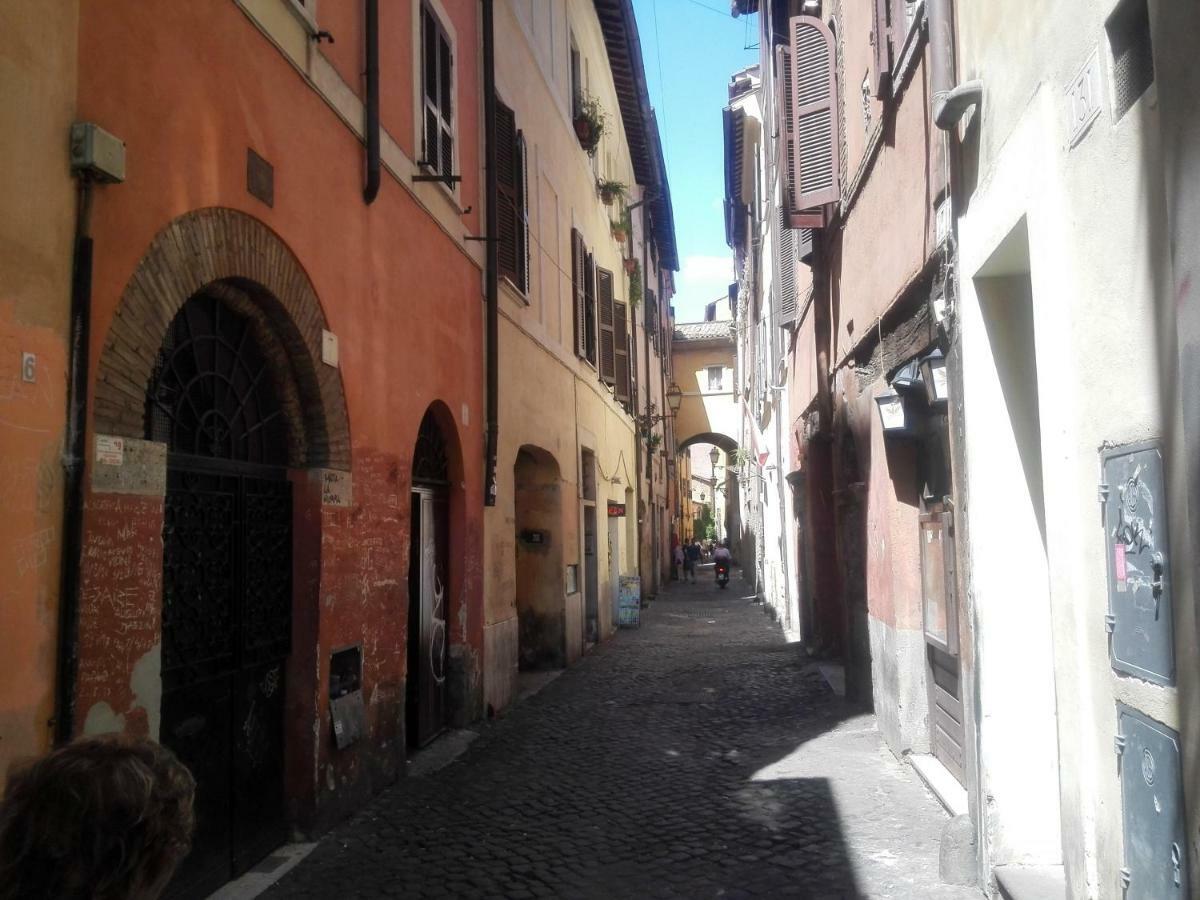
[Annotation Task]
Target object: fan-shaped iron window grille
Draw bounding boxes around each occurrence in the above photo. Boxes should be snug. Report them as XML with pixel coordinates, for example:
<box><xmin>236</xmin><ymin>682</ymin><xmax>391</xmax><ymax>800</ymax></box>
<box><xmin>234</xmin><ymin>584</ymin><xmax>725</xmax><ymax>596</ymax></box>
<box><xmin>145</xmin><ymin>293</ymin><xmax>289</xmax><ymax>465</ymax></box>
<box><xmin>412</xmin><ymin>411</ymin><xmax>450</xmax><ymax>485</ymax></box>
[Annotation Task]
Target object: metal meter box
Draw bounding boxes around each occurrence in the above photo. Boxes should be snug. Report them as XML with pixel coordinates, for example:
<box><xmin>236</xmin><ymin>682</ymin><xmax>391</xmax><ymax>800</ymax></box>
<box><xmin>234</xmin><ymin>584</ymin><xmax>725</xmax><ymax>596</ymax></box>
<box><xmin>1117</xmin><ymin>705</ymin><xmax>1187</xmax><ymax>899</ymax></box>
<box><xmin>1101</xmin><ymin>442</ymin><xmax>1174</xmax><ymax>684</ymax></box>
<box><xmin>69</xmin><ymin>122</ymin><xmax>126</xmax><ymax>183</ymax></box>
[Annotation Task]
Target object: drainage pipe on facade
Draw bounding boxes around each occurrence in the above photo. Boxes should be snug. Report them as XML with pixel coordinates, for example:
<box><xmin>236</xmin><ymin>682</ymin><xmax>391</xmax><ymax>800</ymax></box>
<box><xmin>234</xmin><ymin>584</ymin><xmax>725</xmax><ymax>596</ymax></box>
<box><xmin>482</xmin><ymin>0</ymin><xmax>499</xmax><ymax>506</ymax></box>
<box><xmin>929</xmin><ymin>0</ymin><xmax>981</xmax><ymax>130</ymax></box>
<box><xmin>362</xmin><ymin>0</ymin><xmax>380</xmax><ymax>203</ymax></box>
<box><xmin>54</xmin><ymin>179</ymin><xmax>94</xmax><ymax>745</ymax></box>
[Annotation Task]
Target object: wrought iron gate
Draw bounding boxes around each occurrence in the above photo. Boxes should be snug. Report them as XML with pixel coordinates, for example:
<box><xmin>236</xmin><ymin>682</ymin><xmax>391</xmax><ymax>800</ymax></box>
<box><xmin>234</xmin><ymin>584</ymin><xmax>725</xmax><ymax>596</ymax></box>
<box><xmin>146</xmin><ymin>291</ymin><xmax>294</xmax><ymax>899</ymax></box>
<box><xmin>160</xmin><ymin>464</ymin><xmax>292</xmax><ymax>899</ymax></box>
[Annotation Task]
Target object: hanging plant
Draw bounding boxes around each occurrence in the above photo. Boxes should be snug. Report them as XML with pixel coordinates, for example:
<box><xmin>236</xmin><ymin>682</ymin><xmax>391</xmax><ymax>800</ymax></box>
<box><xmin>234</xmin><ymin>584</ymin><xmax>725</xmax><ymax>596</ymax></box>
<box><xmin>573</xmin><ymin>93</ymin><xmax>606</xmax><ymax>157</ymax></box>
<box><xmin>644</xmin><ymin>431</ymin><xmax>663</xmax><ymax>452</ymax></box>
<box><xmin>628</xmin><ymin>258</ymin><xmax>643</xmax><ymax>307</ymax></box>
<box><xmin>623</xmin><ymin>257</ymin><xmax>638</xmax><ymax>275</ymax></box>
<box><xmin>597</xmin><ymin>179</ymin><xmax>627</xmax><ymax>207</ymax></box>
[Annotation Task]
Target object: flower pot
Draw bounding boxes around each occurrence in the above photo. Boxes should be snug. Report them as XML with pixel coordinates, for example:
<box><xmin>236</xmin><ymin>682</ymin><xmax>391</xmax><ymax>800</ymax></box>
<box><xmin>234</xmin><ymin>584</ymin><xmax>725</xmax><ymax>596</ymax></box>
<box><xmin>600</xmin><ymin>190</ymin><xmax>615</xmax><ymax>207</ymax></box>
<box><xmin>611</xmin><ymin>228</ymin><xmax>627</xmax><ymax>243</ymax></box>
<box><xmin>623</xmin><ymin>258</ymin><xmax>638</xmax><ymax>274</ymax></box>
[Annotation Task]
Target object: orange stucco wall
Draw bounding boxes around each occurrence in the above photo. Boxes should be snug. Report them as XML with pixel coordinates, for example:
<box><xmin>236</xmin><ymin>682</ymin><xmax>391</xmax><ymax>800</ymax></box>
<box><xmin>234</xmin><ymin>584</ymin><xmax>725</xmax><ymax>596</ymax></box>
<box><xmin>0</xmin><ymin>0</ymin><xmax>78</xmax><ymax>785</ymax></box>
<box><xmin>71</xmin><ymin>0</ymin><xmax>484</xmax><ymax>830</ymax></box>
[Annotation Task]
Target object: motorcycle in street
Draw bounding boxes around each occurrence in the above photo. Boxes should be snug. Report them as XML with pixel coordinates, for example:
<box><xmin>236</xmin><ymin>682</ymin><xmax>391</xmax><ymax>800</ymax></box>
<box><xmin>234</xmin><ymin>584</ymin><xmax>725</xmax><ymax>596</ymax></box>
<box><xmin>715</xmin><ymin>560</ymin><xmax>730</xmax><ymax>589</ymax></box>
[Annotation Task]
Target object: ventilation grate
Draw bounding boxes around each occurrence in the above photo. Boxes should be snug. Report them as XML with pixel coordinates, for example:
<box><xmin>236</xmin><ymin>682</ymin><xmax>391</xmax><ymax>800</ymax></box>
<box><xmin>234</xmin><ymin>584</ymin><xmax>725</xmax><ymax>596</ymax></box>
<box><xmin>1107</xmin><ymin>0</ymin><xmax>1154</xmax><ymax>120</ymax></box>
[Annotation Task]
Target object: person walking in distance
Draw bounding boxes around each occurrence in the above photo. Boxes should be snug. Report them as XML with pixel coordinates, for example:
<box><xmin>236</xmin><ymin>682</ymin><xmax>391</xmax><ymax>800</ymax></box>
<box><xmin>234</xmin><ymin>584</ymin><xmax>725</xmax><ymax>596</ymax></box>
<box><xmin>0</xmin><ymin>734</ymin><xmax>196</xmax><ymax>900</ymax></box>
<box><xmin>673</xmin><ymin>542</ymin><xmax>684</xmax><ymax>581</ymax></box>
<box><xmin>683</xmin><ymin>540</ymin><xmax>702</xmax><ymax>583</ymax></box>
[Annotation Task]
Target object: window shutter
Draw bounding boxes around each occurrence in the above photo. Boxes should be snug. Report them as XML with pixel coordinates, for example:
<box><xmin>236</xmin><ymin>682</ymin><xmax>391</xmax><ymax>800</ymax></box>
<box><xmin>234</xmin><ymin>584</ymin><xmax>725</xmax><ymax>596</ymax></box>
<box><xmin>439</xmin><ymin>33</ymin><xmax>453</xmax><ymax>176</ymax></box>
<box><xmin>496</xmin><ymin>100</ymin><xmax>519</xmax><ymax>285</ymax></box>
<box><xmin>584</xmin><ymin>250</ymin><xmax>597</xmax><ymax>364</ymax></box>
<box><xmin>788</xmin><ymin>16</ymin><xmax>840</xmax><ymax>215</ymax></box>
<box><xmin>776</xmin><ymin>205</ymin><xmax>798</xmax><ymax>327</ymax></box>
<box><xmin>572</xmin><ymin>229</ymin><xmax>587</xmax><ymax>358</ymax></box>
<box><xmin>517</xmin><ymin>132</ymin><xmax>529</xmax><ymax>293</ymax></box>
<box><xmin>614</xmin><ymin>301</ymin><xmax>630</xmax><ymax>403</ymax></box>
<box><xmin>872</xmin><ymin>0</ymin><xmax>892</xmax><ymax>98</ymax></box>
<box><xmin>775</xmin><ymin>43</ymin><xmax>793</xmax><ymax>208</ymax></box>
<box><xmin>598</xmin><ymin>268</ymin><xmax>616</xmax><ymax>384</ymax></box>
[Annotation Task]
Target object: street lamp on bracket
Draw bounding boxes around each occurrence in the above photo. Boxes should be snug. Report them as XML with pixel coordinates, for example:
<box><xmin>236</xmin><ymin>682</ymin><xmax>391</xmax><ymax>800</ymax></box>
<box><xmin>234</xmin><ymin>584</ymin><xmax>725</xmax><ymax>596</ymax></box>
<box><xmin>635</xmin><ymin>381</ymin><xmax>683</xmax><ymax>433</ymax></box>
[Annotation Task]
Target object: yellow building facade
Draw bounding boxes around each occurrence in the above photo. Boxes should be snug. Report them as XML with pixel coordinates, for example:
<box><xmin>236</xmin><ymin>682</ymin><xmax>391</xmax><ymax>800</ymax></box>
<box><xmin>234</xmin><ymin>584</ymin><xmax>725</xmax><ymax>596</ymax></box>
<box><xmin>484</xmin><ymin>0</ymin><xmax>675</xmax><ymax>714</ymax></box>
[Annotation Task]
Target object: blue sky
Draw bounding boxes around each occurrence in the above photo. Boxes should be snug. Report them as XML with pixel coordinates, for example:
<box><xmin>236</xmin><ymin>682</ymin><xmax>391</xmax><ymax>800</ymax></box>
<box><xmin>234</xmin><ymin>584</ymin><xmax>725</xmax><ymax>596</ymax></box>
<box><xmin>632</xmin><ymin>0</ymin><xmax>759</xmax><ymax>323</ymax></box>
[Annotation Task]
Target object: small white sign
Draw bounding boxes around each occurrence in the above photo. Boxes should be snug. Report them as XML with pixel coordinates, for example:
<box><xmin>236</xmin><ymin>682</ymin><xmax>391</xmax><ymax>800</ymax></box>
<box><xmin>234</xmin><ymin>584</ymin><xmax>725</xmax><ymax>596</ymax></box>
<box><xmin>96</xmin><ymin>435</ymin><xmax>125</xmax><ymax>466</ymax></box>
<box><xmin>320</xmin><ymin>469</ymin><xmax>352</xmax><ymax>507</ymax></box>
<box><xmin>321</xmin><ymin>329</ymin><xmax>339</xmax><ymax>368</ymax></box>
<box><xmin>1066</xmin><ymin>49</ymin><xmax>1103</xmax><ymax>148</ymax></box>
<box><xmin>21</xmin><ymin>352</ymin><xmax>36</xmax><ymax>383</ymax></box>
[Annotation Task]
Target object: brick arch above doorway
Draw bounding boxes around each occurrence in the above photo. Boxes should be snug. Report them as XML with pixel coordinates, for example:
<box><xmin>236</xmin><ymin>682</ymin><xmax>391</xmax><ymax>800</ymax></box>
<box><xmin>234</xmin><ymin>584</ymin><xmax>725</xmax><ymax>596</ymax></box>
<box><xmin>94</xmin><ymin>207</ymin><xmax>350</xmax><ymax>470</ymax></box>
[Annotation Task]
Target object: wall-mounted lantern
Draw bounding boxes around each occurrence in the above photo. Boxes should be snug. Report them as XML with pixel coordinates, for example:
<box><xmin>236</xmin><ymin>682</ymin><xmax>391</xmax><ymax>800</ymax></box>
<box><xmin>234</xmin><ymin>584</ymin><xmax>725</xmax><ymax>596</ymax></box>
<box><xmin>891</xmin><ymin>359</ymin><xmax>922</xmax><ymax>393</ymax></box>
<box><xmin>709</xmin><ymin>446</ymin><xmax>721</xmax><ymax>468</ymax></box>
<box><xmin>919</xmin><ymin>349</ymin><xmax>949</xmax><ymax>405</ymax></box>
<box><xmin>666</xmin><ymin>382</ymin><xmax>683</xmax><ymax>414</ymax></box>
<box><xmin>875</xmin><ymin>391</ymin><xmax>910</xmax><ymax>433</ymax></box>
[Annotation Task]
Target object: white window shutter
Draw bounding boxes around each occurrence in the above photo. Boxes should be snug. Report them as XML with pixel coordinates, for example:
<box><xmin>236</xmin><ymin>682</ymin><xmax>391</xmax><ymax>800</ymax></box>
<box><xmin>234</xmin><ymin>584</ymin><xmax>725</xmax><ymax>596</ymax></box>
<box><xmin>789</xmin><ymin>16</ymin><xmax>840</xmax><ymax>214</ymax></box>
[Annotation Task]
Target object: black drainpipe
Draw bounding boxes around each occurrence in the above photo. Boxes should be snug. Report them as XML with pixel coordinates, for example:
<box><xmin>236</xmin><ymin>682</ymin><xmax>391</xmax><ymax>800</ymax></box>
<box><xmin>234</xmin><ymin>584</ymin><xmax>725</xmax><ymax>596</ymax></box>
<box><xmin>362</xmin><ymin>0</ymin><xmax>380</xmax><ymax>204</ymax></box>
<box><xmin>482</xmin><ymin>0</ymin><xmax>498</xmax><ymax>506</ymax></box>
<box><xmin>54</xmin><ymin>180</ymin><xmax>94</xmax><ymax>745</ymax></box>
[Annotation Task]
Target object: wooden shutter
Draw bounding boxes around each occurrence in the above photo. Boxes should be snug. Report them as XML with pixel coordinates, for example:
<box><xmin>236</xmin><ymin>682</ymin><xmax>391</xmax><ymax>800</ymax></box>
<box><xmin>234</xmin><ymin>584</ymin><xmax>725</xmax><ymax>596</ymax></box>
<box><xmin>775</xmin><ymin>44</ymin><xmax>793</xmax><ymax>207</ymax></box>
<box><xmin>614</xmin><ymin>301</ymin><xmax>630</xmax><ymax>403</ymax></box>
<box><xmin>775</xmin><ymin>205</ymin><xmax>798</xmax><ymax>327</ymax></box>
<box><xmin>872</xmin><ymin>0</ymin><xmax>892</xmax><ymax>98</ymax></box>
<box><xmin>571</xmin><ymin>229</ymin><xmax>587</xmax><ymax>358</ymax></box>
<box><xmin>788</xmin><ymin>16</ymin><xmax>840</xmax><ymax>214</ymax></box>
<box><xmin>584</xmin><ymin>250</ymin><xmax>597</xmax><ymax>364</ymax></box>
<box><xmin>517</xmin><ymin>133</ymin><xmax>529</xmax><ymax>292</ymax></box>
<box><xmin>598</xmin><ymin>268</ymin><xmax>615</xmax><ymax>384</ymax></box>
<box><xmin>496</xmin><ymin>99</ymin><xmax>519</xmax><ymax>285</ymax></box>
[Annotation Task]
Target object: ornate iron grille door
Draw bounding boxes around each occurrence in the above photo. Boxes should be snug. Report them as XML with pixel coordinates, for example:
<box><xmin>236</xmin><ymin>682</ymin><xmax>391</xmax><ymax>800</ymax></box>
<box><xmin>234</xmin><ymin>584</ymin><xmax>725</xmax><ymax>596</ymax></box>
<box><xmin>152</xmin><ymin>292</ymin><xmax>293</xmax><ymax>900</ymax></box>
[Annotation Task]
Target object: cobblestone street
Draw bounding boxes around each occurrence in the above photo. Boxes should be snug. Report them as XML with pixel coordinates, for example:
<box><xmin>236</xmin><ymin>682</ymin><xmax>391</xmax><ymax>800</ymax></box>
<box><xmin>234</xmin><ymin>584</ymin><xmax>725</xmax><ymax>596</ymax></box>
<box><xmin>261</xmin><ymin>574</ymin><xmax>979</xmax><ymax>899</ymax></box>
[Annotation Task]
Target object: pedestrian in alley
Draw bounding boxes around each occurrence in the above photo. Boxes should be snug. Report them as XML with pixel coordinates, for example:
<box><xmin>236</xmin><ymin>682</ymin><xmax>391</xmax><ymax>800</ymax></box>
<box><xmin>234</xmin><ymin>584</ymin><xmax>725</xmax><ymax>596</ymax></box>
<box><xmin>673</xmin><ymin>542</ymin><xmax>684</xmax><ymax>580</ymax></box>
<box><xmin>684</xmin><ymin>540</ymin><xmax>701</xmax><ymax>582</ymax></box>
<box><xmin>0</xmin><ymin>734</ymin><xmax>196</xmax><ymax>900</ymax></box>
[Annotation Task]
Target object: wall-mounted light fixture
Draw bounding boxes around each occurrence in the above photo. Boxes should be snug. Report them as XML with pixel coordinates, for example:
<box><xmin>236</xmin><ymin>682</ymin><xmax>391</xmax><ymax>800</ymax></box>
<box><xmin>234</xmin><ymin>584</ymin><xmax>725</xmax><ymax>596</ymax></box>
<box><xmin>891</xmin><ymin>359</ymin><xmax>922</xmax><ymax>393</ymax></box>
<box><xmin>666</xmin><ymin>382</ymin><xmax>683</xmax><ymax>414</ymax></box>
<box><xmin>875</xmin><ymin>391</ymin><xmax>910</xmax><ymax>433</ymax></box>
<box><xmin>919</xmin><ymin>349</ymin><xmax>949</xmax><ymax>405</ymax></box>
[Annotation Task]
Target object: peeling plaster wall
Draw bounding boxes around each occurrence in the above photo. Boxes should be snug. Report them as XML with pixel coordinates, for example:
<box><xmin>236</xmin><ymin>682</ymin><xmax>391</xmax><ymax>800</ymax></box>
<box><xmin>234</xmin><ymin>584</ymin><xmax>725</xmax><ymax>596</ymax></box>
<box><xmin>70</xmin><ymin>0</ymin><xmax>485</xmax><ymax>842</ymax></box>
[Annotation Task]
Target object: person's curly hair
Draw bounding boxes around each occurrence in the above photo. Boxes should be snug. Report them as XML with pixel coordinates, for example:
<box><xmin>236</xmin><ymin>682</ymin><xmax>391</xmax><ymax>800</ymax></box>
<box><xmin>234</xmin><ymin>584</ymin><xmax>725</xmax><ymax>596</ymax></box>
<box><xmin>0</xmin><ymin>734</ymin><xmax>195</xmax><ymax>900</ymax></box>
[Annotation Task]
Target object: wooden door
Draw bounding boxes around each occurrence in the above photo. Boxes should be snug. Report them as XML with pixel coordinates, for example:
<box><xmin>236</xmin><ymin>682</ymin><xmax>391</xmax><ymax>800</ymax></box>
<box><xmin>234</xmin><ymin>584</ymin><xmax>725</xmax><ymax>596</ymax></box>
<box><xmin>920</xmin><ymin>508</ymin><xmax>965</xmax><ymax>783</ymax></box>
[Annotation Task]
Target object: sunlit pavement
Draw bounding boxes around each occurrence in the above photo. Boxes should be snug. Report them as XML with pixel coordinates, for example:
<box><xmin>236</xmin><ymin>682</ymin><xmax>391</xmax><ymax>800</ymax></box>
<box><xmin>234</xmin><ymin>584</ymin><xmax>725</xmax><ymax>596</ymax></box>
<box><xmin>260</xmin><ymin>571</ymin><xmax>979</xmax><ymax>899</ymax></box>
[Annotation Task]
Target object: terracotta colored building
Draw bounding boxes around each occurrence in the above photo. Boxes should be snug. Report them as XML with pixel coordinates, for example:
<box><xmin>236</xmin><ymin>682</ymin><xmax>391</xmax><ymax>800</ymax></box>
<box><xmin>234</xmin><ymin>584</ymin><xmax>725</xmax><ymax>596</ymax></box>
<box><xmin>3</xmin><ymin>1</ymin><xmax>487</xmax><ymax>896</ymax></box>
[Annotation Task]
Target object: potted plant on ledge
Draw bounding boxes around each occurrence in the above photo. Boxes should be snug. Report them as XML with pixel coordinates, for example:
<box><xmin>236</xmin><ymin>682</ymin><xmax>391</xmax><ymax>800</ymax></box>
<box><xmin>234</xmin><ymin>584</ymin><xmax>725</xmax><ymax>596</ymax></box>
<box><xmin>611</xmin><ymin>208</ymin><xmax>631</xmax><ymax>244</ymax></box>
<box><xmin>573</xmin><ymin>93</ymin><xmax>606</xmax><ymax>157</ymax></box>
<box><xmin>597</xmin><ymin>179</ymin><xmax>627</xmax><ymax>207</ymax></box>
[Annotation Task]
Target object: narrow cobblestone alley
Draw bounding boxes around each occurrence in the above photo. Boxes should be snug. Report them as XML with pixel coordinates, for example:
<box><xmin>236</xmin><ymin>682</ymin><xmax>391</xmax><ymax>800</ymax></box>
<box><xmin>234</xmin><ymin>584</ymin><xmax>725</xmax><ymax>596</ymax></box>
<box><xmin>260</xmin><ymin>575</ymin><xmax>978</xmax><ymax>900</ymax></box>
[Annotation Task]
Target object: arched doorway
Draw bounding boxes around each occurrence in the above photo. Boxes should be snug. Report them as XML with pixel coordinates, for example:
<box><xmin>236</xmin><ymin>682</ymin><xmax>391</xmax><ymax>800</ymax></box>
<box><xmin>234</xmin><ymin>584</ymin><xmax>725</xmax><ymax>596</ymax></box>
<box><xmin>149</xmin><ymin>290</ymin><xmax>296</xmax><ymax>900</ymax></box>
<box><xmin>408</xmin><ymin>410</ymin><xmax>451</xmax><ymax>749</ymax></box>
<box><xmin>514</xmin><ymin>447</ymin><xmax>564</xmax><ymax>670</ymax></box>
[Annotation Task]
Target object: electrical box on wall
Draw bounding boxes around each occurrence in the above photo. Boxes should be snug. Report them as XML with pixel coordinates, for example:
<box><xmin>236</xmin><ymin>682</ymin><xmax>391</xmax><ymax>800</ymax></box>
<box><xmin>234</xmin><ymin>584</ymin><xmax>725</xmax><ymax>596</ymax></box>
<box><xmin>70</xmin><ymin>122</ymin><xmax>126</xmax><ymax>183</ymax></box>
<box><xmin>1101</xmin><ymin>441</ymin><xmax>1174</xmax><ymax>684</ymax></box>
<box><xmin>329</xmin><ymin>646</ymin><xmax>366</xmax><ymax>750</ymax></box>
<box><xmin>1116</xmin><ymin>705</ymin><xmax>1187</xmax><ymax>899</ymax></box>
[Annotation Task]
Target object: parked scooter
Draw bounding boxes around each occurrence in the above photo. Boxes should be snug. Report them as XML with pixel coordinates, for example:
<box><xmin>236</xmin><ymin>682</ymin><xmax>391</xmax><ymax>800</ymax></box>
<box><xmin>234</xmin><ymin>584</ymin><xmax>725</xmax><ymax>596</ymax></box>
<box><xmin>715</xmin><ymin>561</ymin><xmax>730</xmax><ymax>589</ymax></box>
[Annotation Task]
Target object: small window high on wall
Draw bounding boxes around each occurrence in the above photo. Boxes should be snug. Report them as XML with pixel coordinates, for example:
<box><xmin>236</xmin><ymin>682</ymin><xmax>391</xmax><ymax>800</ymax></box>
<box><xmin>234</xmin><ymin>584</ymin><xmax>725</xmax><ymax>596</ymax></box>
<box><xmin>708</xmin><ymin>366</ymin><xmax>725</xmax><ymax>392</ymax></box>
